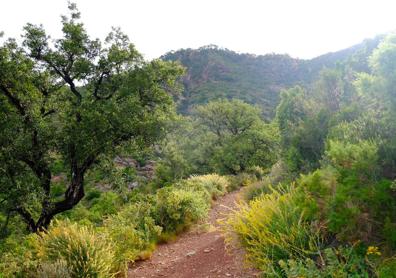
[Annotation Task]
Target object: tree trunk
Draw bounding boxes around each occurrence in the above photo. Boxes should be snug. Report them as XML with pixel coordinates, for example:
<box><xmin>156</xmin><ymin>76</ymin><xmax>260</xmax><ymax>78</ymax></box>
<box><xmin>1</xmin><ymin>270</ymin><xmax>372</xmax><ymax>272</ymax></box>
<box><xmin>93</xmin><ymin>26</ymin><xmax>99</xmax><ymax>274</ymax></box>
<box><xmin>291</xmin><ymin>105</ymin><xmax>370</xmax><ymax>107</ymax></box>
<box><xmin>17</xmin><ymin>172</ymin><xmax>85</xmax><ymax>233</ymax></box>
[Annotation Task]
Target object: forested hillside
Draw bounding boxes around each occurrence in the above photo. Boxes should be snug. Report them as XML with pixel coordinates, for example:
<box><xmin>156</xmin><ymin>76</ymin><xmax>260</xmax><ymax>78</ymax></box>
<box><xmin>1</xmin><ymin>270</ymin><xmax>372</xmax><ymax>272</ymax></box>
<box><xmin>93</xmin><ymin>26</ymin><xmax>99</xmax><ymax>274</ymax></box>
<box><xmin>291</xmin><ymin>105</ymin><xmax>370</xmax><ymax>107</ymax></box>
<box><xmin>162</xmin><ymin>36</ymin><xmax>382</xmax><ymax>118</ymax></box>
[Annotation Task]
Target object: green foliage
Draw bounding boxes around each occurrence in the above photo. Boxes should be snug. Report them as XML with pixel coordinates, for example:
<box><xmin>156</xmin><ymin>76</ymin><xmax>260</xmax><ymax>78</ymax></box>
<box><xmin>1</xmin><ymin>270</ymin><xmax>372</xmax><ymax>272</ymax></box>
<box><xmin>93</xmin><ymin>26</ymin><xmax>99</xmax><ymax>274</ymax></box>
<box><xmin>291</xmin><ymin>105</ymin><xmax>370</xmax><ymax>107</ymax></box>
<box><xmin>242</xmin><ymin>180</ymin><xmax>270</xmax><ymax>201</ymax></box>
<box><xmin>103</xmin><ymin>201</ymin><xmax>162</xmax><ymax>274</ymax></box>
<box><xmin>154</xmin><ymin>116</ymin><xmax>202</xmax><ymax>185</ymax></box>
<box><xmin>157</xmin><ymin>100</ymin><xmax>278</xmax><ymax>182</ymax></box>
<box><xmin>194</xmin><ymin>99</ymin><xmax>279</xmax><ymax>174</ymax></box>
<box><xmin>0</xmin><ymin>3</ymin><xmax>183</xmax><ymax>232</ymax></box>
<box><xmin>242</xmin><ymin>161</ymin><xmax>290</xmax><ymax>201</ymax></box>
<box><xmin>325</xmin><ymin>140</ymin><xmax>379</xmax><ymax>178</ymax></box>
<box><xmin>245</xmin><ymin>165</ymin><xmax>268</xmax><ymax>180</ymax></box>
<box><xmin>58</xmin><ymin>191</ymin><xmax>123</xmax><ymax>225</ymax></box>
<box><xmin>224</xmin><ymin>186</ymin><xmax>321</xmax><ymax>275</ymax></box>
<box><xmin>279</xmin><ymin>246</ymin><xmax>371</xmax><ymax>278</ymax></box>
<box><xmin>227</xmin><ymin>172</ymin><xmax>257</xmax><ymax>190</ymax></box>
<box><xmin>88</xmin><ymin>192</ymin><xmax>123</xmax><ymax>222</ymax></box>
<box><xmin>370</xmin><ymin>34</ymin><xmax>396</xmax><ymax>86</ymax></box>
<box><xmin>178</xmin><ymin>174</ymin><xmax>229</xmax><ymax>200</ymax></box>
<box><xmin>298</xmin><ymin>140</ymin><xmax>396</xmax><ymax>243</ymax></box>
<box><xmin>276</xmin><ymin>86</ymin><xmax>330</xmax><ymax>173</ymax></box>
<box><xmin>1</xmin><ymin>173</ymin><xmax>230</xmax><ymax>277</ymax></box>
<box><xmin>154</xmin><ymin>186</ymin><xmax>209</xmax><ymax>234</ymax></box>
<box><xmin>162</xmin><ymin>39</ymin><xmax>379</xmax><ymax>117</ymax></box>
<box><xmin>0</xmin><ymin>234</ymin><xmax>39</xmax><ymax>277</ymax></box>
<box><xmin>377</xmin><ymin>257</ymin><xmax>396</xmax><ymax>277</ymax></box>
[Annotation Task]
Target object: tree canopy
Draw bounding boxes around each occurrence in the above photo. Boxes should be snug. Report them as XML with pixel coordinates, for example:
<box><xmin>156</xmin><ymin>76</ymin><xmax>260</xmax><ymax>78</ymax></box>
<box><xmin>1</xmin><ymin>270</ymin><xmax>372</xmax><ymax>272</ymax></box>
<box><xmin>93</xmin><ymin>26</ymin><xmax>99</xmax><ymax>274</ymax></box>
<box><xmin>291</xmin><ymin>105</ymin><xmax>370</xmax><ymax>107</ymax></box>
<box><xmin>0</xmin><ymin>3</ymin><xmax>183</xmax><ymax>232</ymax></box>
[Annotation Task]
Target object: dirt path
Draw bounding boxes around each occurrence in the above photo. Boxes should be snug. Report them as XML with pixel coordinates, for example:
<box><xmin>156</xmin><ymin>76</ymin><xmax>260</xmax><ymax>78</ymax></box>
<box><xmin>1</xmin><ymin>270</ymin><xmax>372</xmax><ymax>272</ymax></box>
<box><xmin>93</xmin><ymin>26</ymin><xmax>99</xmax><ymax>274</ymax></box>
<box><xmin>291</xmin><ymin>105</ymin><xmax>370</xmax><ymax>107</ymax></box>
<box><xmin>128</xmin><ymin>191</ymin><xmax>260</xmax><ymax>278</ymax></box>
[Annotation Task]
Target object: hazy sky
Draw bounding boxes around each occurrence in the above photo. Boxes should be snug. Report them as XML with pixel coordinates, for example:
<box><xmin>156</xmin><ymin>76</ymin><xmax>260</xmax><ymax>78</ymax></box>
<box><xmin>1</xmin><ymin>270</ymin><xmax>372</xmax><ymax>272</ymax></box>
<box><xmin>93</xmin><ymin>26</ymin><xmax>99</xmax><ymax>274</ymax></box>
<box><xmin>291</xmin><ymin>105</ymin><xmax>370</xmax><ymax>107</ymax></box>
<box><xmin>1</xmin><ymin>0</ymin><xmax>396</xmax><ymax>60</ymax></box>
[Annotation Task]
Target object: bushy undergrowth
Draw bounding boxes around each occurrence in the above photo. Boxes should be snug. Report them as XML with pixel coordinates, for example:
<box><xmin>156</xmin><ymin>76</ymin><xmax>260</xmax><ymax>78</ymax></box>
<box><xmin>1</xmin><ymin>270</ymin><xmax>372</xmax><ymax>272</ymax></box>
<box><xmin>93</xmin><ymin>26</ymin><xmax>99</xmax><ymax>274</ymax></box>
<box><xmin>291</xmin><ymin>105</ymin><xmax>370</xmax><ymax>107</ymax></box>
<box><xmin>224</xmin><ymin>186</ymin><xmax>322</xmax><ymax>275</ymax></box>
<box><xmin>227</xmin><ymin>172</ymin><xmax>257</xmax><ymax>189</ymax></box>
<box><xmin>154</xmin><ymin>186</ymin><xmax>209</xmax><ymax>234</ymax></box>
<box><xmin>103</xmin><ymin>201</ymin><xmax>162</xmax><ymax>274</ymax></box>
<box><xmin>35</xmin><ymin>221</ymin><xmax>116</xmax><ymax>277</ymax></box>
<box><xmin>0</xmin><ymin>234</ymin><xmax>39</xmax><ymax>277</ymax></box>
<box><xmin>241</xmin><ymin>161</ymin><xmax>290</xmax><ymax>201</ymax></box>
<box><xmin>178</xmin><ymin>174</ymin><xmax>230</xmax><ymax>200</ymax></box>
<box><xmin>0</xmin><ymin>173</ymin><xmax>229</xmax><ymax>277</ymax></box>
<box><xmin>226</xmin><ymin>140</ymin><xmax>396</xmax><ymax>277</ymax></box>
<box><xmin>279</xmin><ymin>246</ymin><xmax>372</xmax><ymax>277</ymax></box>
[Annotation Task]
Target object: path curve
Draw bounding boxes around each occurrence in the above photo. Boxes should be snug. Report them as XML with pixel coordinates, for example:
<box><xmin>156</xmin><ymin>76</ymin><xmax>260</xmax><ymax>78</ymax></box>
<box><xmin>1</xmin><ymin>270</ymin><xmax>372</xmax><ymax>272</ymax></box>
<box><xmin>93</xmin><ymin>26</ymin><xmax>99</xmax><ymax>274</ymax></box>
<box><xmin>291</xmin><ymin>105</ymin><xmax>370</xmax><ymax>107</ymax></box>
<box><xmin>128</xmin><ymin>191</ymin><xmax>259</xmax><ymax>278</ymax></box>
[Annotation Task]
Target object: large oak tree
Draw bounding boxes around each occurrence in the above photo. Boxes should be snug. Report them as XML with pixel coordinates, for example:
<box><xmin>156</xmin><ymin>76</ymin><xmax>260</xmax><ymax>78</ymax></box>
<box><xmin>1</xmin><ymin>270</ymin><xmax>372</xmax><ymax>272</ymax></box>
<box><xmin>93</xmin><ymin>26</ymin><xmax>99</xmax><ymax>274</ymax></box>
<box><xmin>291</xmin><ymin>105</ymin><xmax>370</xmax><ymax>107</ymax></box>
<box><xmin>0</xmin><ymin>3</ymin><xmax>183</xmax><ymax>232</ymax></box>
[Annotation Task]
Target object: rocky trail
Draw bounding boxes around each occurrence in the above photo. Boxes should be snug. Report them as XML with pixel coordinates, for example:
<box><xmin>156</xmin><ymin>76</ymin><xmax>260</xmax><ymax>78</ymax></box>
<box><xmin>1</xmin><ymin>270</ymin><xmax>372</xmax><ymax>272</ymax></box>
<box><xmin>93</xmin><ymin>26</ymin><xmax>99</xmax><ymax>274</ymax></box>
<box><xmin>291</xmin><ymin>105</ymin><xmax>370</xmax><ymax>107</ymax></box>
<box><xmin>128</xmin><ymin>191</ymin><xmax>260</xmax><ymax>278</ymax></box>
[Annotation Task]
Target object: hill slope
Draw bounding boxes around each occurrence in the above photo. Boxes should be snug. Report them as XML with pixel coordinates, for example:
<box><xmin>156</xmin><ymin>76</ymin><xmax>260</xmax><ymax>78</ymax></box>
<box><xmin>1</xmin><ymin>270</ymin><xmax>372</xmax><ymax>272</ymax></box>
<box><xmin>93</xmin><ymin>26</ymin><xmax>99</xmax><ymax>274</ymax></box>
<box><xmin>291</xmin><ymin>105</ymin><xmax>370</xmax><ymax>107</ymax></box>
<box><xmin>162</xmin><ymin>36</ymin><xmax>382</xmax><ymax>118</ymax></box>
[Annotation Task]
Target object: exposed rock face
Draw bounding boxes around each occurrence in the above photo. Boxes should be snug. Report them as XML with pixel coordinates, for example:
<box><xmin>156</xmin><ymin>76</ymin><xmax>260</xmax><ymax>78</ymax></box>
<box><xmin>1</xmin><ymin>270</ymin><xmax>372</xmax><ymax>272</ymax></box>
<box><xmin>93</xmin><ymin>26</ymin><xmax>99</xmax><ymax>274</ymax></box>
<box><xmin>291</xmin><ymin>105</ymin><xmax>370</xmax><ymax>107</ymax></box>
<box><xmin>114</xmin><ymin>156</ymin><xmax>139</xmax><ymax>168</ymax></box>
<box><xmin>138</xmin><ymin>160</ymin><xmax>156</xmax><ymax>180</ymax></box>
<box><xmin>113</xmin><ymin>156</ymin><xmax>157</xmax><ymax>189</ymax></box>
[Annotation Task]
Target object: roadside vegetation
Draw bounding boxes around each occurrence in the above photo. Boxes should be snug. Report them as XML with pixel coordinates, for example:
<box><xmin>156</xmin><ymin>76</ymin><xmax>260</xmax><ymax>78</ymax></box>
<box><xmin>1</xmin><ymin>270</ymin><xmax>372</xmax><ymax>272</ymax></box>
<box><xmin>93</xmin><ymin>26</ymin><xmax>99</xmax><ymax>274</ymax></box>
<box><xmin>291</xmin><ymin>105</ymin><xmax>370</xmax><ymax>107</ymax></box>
<box><xmin>2</xmin><ymin>3</ymin><xmax>396</xmax><ymax>278</ymax></box>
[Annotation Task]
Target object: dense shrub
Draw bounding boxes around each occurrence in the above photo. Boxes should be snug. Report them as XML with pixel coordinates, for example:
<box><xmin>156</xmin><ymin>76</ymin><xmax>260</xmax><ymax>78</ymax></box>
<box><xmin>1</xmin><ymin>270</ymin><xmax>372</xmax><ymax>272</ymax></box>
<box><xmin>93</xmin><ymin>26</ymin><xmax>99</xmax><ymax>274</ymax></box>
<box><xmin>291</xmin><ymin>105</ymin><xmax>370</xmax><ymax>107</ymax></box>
<box><xmin>242</xmin><ymin>180</ymin><xmax>268</xmax><ymax>201</ymax></box>
<box><xmin>299</xmin><ymin>142</ymin><xmax>396</xmax><ymax>243</ymax></box>
<box><xmin>242</xmin><ymin>161</ymin><xmax>291</xmax><ymax>201</ymax></box>
<box><xmin>88</xmin><ymin>192</ymin><xmax>123</xmax><ymax>222</ymax></box>
<box><xmin>224</xmin><ymin>186</ymin><xmax>321</xmax><ymax>275</ymax></box>
<box><xmin>0</xmin><ymin>234</ymin><xmax>38</xmax><ymax>277</ymax></box>
<box><xmin>227</xmin><ymin>172</ymin><xmax>257</xmax><ymax>191</ymax></box>
<box><xmin>154</xmin><ymin>187</ymin><xmax>209</xmax><ymax>233</ymax></box>
<box><xmin>279</xmin><ymin>246</ymin><xmax>371</xmax><ymax>277</ymax></box>
<box><xmin>377</xmin><ymin>257</ymin><xmax>396</xmax><ymax>277</ymax></box>
<box><xmin>325</xmin><ymin>140</ymin><xmax>379</xmax><ymax>179</ymax></box>
<box><xmin>35</xmin><ymin>221</ymin><xmax>116</xmax><ymax>277</ymax></box>
<box><xmin>103</xmin><ymin>201</ymin><xmax>162</xmax><ymax>274</ymax></box>
<box><xmin>178</xmin><ymin>174</ymin><xmax>229</xmax><ymax>200</ymax></box>
<box><xmin>245</xmin><ymin>166</ymin><xmax>268</xmax><ymax>180</ymax></box>
<box><xmin>0</xmin><ymin>174</ymin><xmax>230</xmax><ymax>277</ymax></box>
<box><xmin>59</xmin><ymin>191</ymin><xmax>123</xmax><ymax>225</ymax></box>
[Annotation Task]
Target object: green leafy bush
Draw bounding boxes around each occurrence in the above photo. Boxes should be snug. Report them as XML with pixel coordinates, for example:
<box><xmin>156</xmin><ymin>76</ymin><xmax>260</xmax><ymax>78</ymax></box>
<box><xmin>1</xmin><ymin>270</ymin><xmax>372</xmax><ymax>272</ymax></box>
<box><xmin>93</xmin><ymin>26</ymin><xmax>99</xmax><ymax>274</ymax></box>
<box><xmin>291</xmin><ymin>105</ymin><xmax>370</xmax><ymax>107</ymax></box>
<box><xmin>154</xmin><ymin>187</ymin><xmax>209</xmax><ymax>233</ymax></box>
<box><xmin>103</xmin><ymin>201</ymin><xmax>162</xmax><ymax>274</ymax></box>
<box><xmin>0</xmin><ymin>234</ymin><xmax>39</xmax><ymax>277</ymax></box>
<box><xmin>88</xmin><ymin>192</ymin><xmax>123</xmax><ymax>223</ymax></box>
<box><xmin>325</xmin><ymin>140</ymin><xmax>379</xmax><ymax>179</ymax></box>
<box><xmin>279</xmin><ymin>246</ymin><xmax>371</xmax><ymax>278</ymax></box>
<box><xmin>299</xmin><ymin>144</ymin><xmax>396</xmax><ymax>243</ymax></box>
<box><xmin>242</xmin><ymin>161</ymin><xmax>291</xmax><ymax>201</ymax></box>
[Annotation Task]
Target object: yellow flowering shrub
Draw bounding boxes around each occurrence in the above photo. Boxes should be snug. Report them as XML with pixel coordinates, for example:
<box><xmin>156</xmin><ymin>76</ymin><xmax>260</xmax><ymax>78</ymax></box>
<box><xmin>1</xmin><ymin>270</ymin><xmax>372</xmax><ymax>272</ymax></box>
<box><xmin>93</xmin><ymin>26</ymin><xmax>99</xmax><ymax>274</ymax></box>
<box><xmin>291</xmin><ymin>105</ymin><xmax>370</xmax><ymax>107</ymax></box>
<box><xmin>34</xmin><ymin>220</ymin><xmax>116</xmax><ymax>277</ymax></box>
<box><xmin>223</xmin><ymin>186</ymin><xmax>321</xmax><ymax>275</ymax></box>
<box><xmin>179</xmin><ymin>174</ymin><xmax>229</xmax><ymax>200</ymax></box>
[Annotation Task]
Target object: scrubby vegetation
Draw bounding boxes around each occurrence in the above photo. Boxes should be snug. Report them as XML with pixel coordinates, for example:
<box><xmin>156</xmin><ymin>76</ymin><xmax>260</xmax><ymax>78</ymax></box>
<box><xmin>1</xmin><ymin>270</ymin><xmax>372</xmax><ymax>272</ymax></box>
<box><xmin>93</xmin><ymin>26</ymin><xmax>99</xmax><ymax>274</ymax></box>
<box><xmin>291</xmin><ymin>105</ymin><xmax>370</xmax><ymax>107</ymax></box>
<box><xmin>222</xmin><ymin>33</ymin><xmax>396</xmax><ymax>277</ymax></box>
<box><xmin>2</xmin><ymin>3</ymin><xmax>396</xmax><ymax>278</ymax></box>
<box><xmin>0</xmin><ymin>171</ymin><xmax>238</xmax><ymax>276</ymax></box>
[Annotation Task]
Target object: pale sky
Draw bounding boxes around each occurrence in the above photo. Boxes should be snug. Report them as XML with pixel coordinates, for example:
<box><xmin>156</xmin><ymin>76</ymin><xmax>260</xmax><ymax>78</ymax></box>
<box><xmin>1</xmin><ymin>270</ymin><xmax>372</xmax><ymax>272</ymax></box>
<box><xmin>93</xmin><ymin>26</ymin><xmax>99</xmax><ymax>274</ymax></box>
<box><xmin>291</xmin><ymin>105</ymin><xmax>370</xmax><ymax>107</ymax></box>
<box><xmin>1</xmin><ymin>0</ymin><xmax>396</xmax><ymax>60</ymax></box>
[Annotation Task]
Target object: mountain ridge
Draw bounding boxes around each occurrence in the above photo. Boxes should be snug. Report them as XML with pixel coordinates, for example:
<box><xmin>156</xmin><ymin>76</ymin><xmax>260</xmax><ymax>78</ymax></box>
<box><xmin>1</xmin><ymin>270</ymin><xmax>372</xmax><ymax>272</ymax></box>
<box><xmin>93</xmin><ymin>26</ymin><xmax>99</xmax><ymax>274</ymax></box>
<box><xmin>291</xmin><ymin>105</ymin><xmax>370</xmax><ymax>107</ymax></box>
<box><xmin>161</xmin><ymin>35</ymin><xmax>383</xmax><ymax>118</ymax></box>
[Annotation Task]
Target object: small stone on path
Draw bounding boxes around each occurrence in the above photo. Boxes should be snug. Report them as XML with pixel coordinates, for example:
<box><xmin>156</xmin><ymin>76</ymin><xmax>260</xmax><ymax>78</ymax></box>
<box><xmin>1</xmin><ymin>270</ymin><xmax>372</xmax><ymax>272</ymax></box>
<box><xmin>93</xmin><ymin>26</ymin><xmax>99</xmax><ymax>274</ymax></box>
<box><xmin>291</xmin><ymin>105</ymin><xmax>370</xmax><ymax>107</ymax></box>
<box><xmin>186</xmin><ymin>250</ymin><xmax>196</xmax><ymax>257</ymax></box>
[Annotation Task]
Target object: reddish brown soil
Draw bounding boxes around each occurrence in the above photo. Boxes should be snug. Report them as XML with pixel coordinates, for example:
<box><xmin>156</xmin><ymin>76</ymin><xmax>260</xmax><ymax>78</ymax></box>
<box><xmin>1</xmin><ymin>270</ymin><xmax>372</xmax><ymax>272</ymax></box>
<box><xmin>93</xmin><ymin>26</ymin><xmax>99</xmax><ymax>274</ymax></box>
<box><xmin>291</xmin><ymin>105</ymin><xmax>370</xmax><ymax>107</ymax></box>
<box><xmin>128</xmin><ymin>191</ymin><xmax>260</xmax><ymax>278</ymax></box>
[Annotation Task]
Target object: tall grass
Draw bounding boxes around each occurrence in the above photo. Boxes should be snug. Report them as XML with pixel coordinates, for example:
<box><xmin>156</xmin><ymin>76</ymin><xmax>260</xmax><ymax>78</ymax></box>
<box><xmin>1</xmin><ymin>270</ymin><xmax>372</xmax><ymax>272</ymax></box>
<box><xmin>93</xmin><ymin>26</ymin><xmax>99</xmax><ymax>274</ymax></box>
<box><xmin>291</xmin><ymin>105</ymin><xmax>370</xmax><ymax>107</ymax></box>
<box><xmin>178</xmin><ymin>174</ymin><xmax>230</xmax><ymax>200</ymax></box>
<box><xmin>224</xmin><ymin>186</ymin><xmax>322</xmax><ymax>275</ymax></box>
<box><xmin>35</xmin><ymin>220</ymin><xmax>116</xmax><ymax>277</ymax></box>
